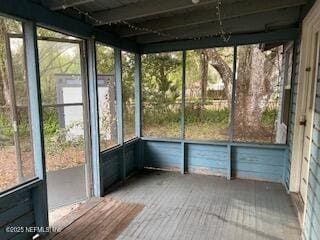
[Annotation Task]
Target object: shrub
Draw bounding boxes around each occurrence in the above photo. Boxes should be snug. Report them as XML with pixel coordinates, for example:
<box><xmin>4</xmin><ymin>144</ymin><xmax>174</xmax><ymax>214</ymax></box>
<box><xmin>261</xmin><ymin>108</ymin><xmax>278</xmax><ymax>127</ymax></box>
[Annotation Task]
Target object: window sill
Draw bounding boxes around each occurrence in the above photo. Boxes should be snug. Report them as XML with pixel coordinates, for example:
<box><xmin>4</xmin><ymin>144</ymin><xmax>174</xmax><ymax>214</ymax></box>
<box><xmin>0</xmin><ymin>177</ymin><xmax>42</xmax><ymax>198</ymax></box>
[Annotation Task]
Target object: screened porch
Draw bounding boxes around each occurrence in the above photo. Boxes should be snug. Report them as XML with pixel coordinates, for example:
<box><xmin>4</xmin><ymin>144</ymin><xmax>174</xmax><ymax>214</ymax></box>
<box><xmin>0</xmin><ymin>0</ymin><xmax>319</xmax><ymax>239</ymax></box>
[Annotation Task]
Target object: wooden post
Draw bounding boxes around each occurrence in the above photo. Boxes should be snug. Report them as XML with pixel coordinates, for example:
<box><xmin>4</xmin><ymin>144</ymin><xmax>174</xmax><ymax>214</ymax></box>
<box><xmin>24</xmin><ymin>21</ymin><xmax>49</xmax><ymax>233</ymax></box>
<box><xmin>181</xmin><ymin>51</ymin><xmax>186</xmax><ymax>174</ymax></box>
<box><xmin>115</xmin><ymin>48</ymin><xmax>125</xmax><ymax>180</ymax></box>
<box><xmin>86</xmin><ymin>38</ymin><xmax>102</xmax><ymax>197</ymax></box>
<box><xmin>227</xmin><ymin>144</ymin><xmax>232</xmax><ymax>180</ymax></box>
<box><xmin>134</xmin><ymin>53</ymin><xmax>143</xmax><ymax>170</ymax></box>
<box><xmin>135</xmin><ymin>53</ymin><xmax>142</xmax><ymax>138</ymax></box>
<box><xmin>228</xmin><ymin>45</ymin><xmax>238</xmax><ymax>180</ymax></box>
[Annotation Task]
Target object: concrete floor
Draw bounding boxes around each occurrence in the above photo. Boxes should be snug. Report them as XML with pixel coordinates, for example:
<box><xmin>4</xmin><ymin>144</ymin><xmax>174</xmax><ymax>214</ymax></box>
<box><xmin>106</xmin><ymin>170</ymin><xmax>301</xmax><ymax>240</ymax></box>
<box><xmin>47</xmin><ymin>165</ymin><xmax>87</xmax><ymax>209</ymax></box>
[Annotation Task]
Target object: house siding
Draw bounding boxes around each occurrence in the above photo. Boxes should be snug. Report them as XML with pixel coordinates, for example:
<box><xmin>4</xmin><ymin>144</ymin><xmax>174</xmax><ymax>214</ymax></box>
<box><xmin>303</xmin><ymin>44</ymin><xmax>320</xmax><ymax>240</ymax></box>
<box><xmin>285</xmin><ymin>39</ymin><xmax>301</xmax><ymax>190</ymax></box>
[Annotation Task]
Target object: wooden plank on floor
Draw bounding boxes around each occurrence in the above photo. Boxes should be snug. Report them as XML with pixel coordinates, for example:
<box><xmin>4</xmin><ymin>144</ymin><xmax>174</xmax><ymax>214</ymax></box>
<box><xmin>51</xmin><ymin>198</ymin><xmax>143</xmax><ymax>240</ymax></box>
<box><xmin>47</xmin><ymin>170</ymin><xmax>300</xmax><ymax>240</ymax></box>
<box><xmin>108</xmin><ymin>170</ymin><xmax>301</xmax><ymax>240</ymax></box>
<box><xmin>45</xmin><ymin>198</ymin><xmax>102</xmax><ymax>239</ymax></box>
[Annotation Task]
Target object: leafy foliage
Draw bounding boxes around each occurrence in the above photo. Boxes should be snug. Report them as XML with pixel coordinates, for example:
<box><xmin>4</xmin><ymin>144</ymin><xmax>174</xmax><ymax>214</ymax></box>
<box><xmin>142</xmin><ymin>52</ymin><xmax>182</xmax><ymax>104</ymax></box>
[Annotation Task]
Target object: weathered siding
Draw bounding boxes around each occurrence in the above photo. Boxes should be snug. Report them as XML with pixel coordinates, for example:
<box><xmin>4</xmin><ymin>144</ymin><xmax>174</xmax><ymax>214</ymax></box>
<box><xmin>232</xmin><ymin>146</ymin><xmax>285</xmax><ymax>183</ymax></box>
<box><xmin>303</xmin><ymin>51</ymin><xmax>320</xmax><ymax>240</ymax></box>
<box><xmin>124</xmin><ymin>141</ymin><xmax>139</xmax><ymax>176</ymax></box>
<box><xmin>187</xmin><ymin>143</ymin><xmax>228</xmax><ymax>176</ymax></box>
<box><xmin>0</xmin><ymin>187</ymin><xmax>36</xmax><ymax>240</ymax></box>
<box><xmin>143</xmin><ymin>141</ymin><xmax>181</xmax><ymax>171</ymax></box>
<box><xmin>142</xmin><ymin>140</ymin><xmax>286</xmax><ymax>183</ymax></box>
<box><xmin>101</xmin><ymin>147</ymin><xmax>122</xmax><ymax>191</ymax></box>
<box><xmin>101</xmin><ymin>139</ymin><xmax>140</xmax><ymax>193</ymax></box>
<box><xmin>286</xmin><ymin>39</ymin><xmax>301</xmax><ymax>190</ymax></box>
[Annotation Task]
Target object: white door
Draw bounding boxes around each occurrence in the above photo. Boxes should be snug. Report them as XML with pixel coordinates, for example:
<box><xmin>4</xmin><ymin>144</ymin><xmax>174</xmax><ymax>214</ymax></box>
<box><xmin>299</xmin><ymin>29</ymin><xmax>320</xmax><ymax>204</ymax></box>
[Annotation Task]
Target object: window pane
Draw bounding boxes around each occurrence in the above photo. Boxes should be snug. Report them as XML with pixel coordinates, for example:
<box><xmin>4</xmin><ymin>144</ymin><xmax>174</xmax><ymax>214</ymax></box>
<box><xmin>142</xmin><ymin>52</ymin><xmax>182</xmax><ymax>138</ymax></box>
<box><xmin>96</xmin><ymin>43</ymin><xmax>118</xmax><ymax>150</ymax></box>
<box><xmin>234</xmin><ymin>44</ymin><xmax>282</xmax><ymax>143</ymax></box>
<box><xmin>185</xmin><ymin>48</ymin><xmax>233</xmax><ymax>141</ymax></box>
<box><xmin>0</xmin><ymin>17</ymin><xmax>35</xmax><ymax>192</ymax></box>
<box><xmin>122</xmin><ymin>51</ymin><xmax>136</xmax><ymax>141</ymax></box>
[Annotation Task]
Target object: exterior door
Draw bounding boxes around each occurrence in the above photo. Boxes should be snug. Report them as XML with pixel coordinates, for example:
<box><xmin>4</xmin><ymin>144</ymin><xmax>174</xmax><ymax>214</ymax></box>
<box><xmin>299</xmin><ymin>29</ymin><xmax>320</xmax><ymax>204</ymax></box>
<box><xmin>37</xmin><ymin>36</ymin><xmax>91</xmax><ymax>210</ymax></box>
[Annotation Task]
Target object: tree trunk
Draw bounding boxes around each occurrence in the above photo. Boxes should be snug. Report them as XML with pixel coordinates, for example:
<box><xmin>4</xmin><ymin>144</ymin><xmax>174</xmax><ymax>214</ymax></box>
<box><xmin>206</xmin><ymin>49</ymin><xmax>233</xmax><ymax>103</ymax></box>
<box><xmin>0</xmin><ymin>19</ymin><xmax>10</xmax><ymax>107</ymax></box>
<box><xmin>199</xmin><ymin>49</ymin><xmax>208</xmax><ymax>106</ymax></box>
<box><xmin>235</xmin><ymin>45</ymin><xmax>280</xmax><ymax>140</ymax></box>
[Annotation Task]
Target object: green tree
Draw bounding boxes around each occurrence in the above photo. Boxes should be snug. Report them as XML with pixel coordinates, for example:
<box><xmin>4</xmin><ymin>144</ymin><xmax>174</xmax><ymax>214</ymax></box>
<box><xmin>142</xmin><ymin>52</ymin><xmax>182</xmax><ymax>105</ymax></box>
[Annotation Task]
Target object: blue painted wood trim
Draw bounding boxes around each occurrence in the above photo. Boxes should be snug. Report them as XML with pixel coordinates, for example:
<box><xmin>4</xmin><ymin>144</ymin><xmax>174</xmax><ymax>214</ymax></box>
<box><xmin>181</xmin><ymin>51</ymin><xmax>186</xmax><ymax>174</ymax></box>
<box><xmin>0</xmin><ymin>0</ymin><xmax>139</xmax><ymax>53</ymax></box>
<box><xmin>181</xmin><ymin>141</ymin><xmax>186</xmax><ymax>174</ymax></box>
<box><xmin>24</xmin><ymin>22</ymin><xmax>45</xmax><ymax>181</ymax></box>
<box><xmin>141</xmin><ymin>137</ymin><xmax>289</xmax><ymax>149</ymax></box>
<box><xmin>227</xmin><ymin>144</ymin><xmax>232</xmax><ymax>180</ymax></box>
<box><xmin>181</xmin><ymin>51</ymin><xmax>186</xmax><ymax>140</ymax></box>
<box><xmin>23</xmin><ymin>21</ymin><xmax>49</xmax><ymax>233</ymax></box>
<box><xmin>134</xmin><ymin>54</ymin><xmax>144</xmax><ymax>170</ymax></box>
<box><xmin>230</xmin><ymin>46</ymin><xmax>237</xmax><ymax>141</ymax></box>
<box><xmin>283</xmin><ymin>148</ymin><xmax>289</xmax><ymax>192</ymax></box>
<box><xmin>285</xmin><ymin>39</ymin><xmax>300</xmax><ymax>190</ymax></box>
<box><xmin>134</xmin><ymin>53</ymin><xmax>142</xmax><ymax>138</ymax></box>
<box><xmin>140</xmin><ymin>28</ymin><xmax>299</xmax><ymax>54</ymax></box>
<box><xmin>0</xmin><ymin>179</ymin><xmax>42</xmax><ymax>199</ymax></box>
<box><xmin>115</xmin><ymin>48</ymin><xmax>125</xmax><ymax>181</ymax></box>
<box><xmin>115</xmin><ymin>49</ymin><xmax>124</xmax><ymax>145</ymax></box>
<box><xmin>86</xmin><ymin>38</ymin><xmax>102</xmax><ymax>197</ymax></box>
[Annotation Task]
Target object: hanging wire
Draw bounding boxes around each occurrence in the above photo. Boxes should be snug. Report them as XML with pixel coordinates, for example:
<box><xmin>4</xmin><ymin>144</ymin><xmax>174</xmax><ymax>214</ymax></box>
<box><xmin>67</xmin><ymin>2</ymin><xmax>232</xmax><ymax>42</ymax></box>
<box><xmin>216</xmin><ymin>0</ymin><xmax>231</xmax><ymax>43</ymax></box>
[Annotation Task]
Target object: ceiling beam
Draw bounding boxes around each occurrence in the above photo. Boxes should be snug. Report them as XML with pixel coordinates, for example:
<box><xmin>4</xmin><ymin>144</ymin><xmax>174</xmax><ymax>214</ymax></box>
<box><xmin>140</xmin><ymin>28</ymin><xmax>299</xmax><ymax>53</ymax></box>
<box><xmin>92</xmin><ymin>0</ymin><xmax>224</xmax><ymax>24</ymax></box>
<box><xmin>118</xmin><ymin>0</ymin><xmax>307</xmax><ymax>37</ymax></box>
<box><xmin>48</xmin><ymin>0</ymin><xmax>94</xmax><ymax>11</ymax></box>
<box><xmin>136</xmin><ymin>8</ymin><xmax>300</xmax><ymax>44</ymax></box>
<box><xmin>0</xmin><ymin>0</ymin><xmax>139</xmax><ymax>52</ymax></box>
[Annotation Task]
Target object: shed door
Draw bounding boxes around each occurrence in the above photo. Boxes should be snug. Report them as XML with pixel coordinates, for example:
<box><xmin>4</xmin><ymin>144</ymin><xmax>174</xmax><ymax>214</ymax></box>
<box><xmin>300</xmin><ymin>31</ymin><xmax>320</xmax><ymax>204</ymax></box>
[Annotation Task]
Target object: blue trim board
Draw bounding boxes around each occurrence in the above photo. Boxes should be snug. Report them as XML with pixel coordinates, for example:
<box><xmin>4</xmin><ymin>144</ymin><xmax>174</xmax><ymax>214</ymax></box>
<box><xmin>24</xmin><ymin>21</ymin><xmax>49</xmax><ymax>233</ymax></box>
<box><xmin>86</xmin><ymin>38</ymin><xmax>102</xmax><ymax>197</ymax></box>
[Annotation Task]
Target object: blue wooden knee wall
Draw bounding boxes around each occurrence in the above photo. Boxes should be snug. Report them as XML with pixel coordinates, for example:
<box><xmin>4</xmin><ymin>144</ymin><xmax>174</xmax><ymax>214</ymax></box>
<box><xmin>142</xmin><ymin>139</ymin><xmax>287</xmax><ymax>184</ymax></box>
<box><xmin>101</xmin><ymin>138</ymin><xmax>288</xmax><ymax>195</ymax></box>
<box><xmin>101</xmin><ymin>138</ymin><xmax>142</xmax><ymax>193</ymax></box>
<box><xmin>0</xmin><ymin>181</ymin><xmax>46</xmax><ymax>240</ymax></box>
